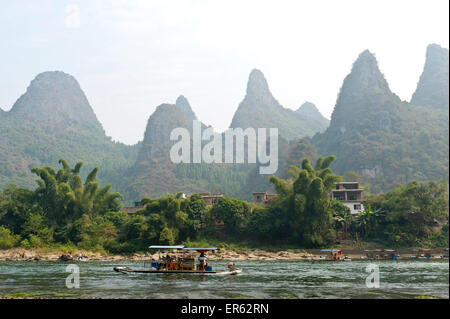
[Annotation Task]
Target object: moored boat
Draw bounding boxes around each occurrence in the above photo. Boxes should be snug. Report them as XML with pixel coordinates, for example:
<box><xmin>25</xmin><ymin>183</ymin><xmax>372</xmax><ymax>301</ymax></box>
<box><xmin>410</xmin><ymin>248</ymin><xmax>434</xmax><ymax>259</ymax></box>
<box><xmin>364</xmin><ymin>249</ymin><xmax>400</xmax><ymax>260</ymax></box>
<box><xmin>312</xmin><ymin>249</ymin><xmax>351</xmax><ymax>261</ymax></box>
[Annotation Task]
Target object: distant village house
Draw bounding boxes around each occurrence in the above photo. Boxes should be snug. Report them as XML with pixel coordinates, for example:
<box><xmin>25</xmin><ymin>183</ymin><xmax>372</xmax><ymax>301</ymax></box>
<box><xmin>122</xmin><ymin>183</ymin><xmax>364</xmax><ymax>216</ymax></box>
<box><xmin>252</xmin><ymin>192</ymin><xmax>278</xmax><ymax>205</ymax></box>
<box><xmin>195</xmin><ymin>192</ymin><xmax>223</xmax><ymax>206</ymax></box>
<box><xmin>121</xmin><ymin>193</ymin><xmax>225</xmax><ymax>216</ymax></box>
<box><xmin>121</xmin><ymin>201</ymin><xmax>145</xmax><ymax>215</ymax></box>
<box><xmin>330</xmin><ymin>182</ymin><xmax>364</xmax><ymax>214</ymax></box>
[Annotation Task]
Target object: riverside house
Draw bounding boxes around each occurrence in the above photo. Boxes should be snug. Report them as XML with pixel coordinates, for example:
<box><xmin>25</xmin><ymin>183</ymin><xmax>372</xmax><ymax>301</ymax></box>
<box><xmin>196</xmin><ymin>192</ymin><xmax>223</xmax><ymax>206</ymax></box>
<box><xmin>330</xmin><ymin>182</ymin><xmax>364</xmax><ymax>214</ymax></box>
<box><xmin>121</xmin><ymin>201</ymin><xmax>145</xmax><ymax>215</ymax></box>
<box><xmin>252</xmin><ymin>192</ymin><xmax>278</xmax><ymax>205</ymax></box>
<box><xmin>122</xmin><ymin>192</ymin><xmax>224</xmax><ymax>216</ymax></box>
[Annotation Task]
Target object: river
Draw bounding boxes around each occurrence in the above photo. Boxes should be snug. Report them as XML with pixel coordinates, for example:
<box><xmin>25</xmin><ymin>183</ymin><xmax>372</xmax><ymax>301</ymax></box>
<box><xmin>0</xmin><ymin>259</ymin><xmax>448</xmax><ymax>299</ymax></box>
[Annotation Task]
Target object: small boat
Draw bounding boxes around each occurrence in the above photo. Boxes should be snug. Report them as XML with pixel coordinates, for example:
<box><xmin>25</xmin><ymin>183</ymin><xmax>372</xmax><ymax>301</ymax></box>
<box><xmin>113</xmin><ymin>245</ymin><xmax>242</xmax><ymax>275</ymax></box>
<box><xmin>113</xmin><ymin>266</ymin><xmax>242</xmax><ymax>275</ymax></box>
<box><xmin>411</xmin><ymin>248</ymin><xmax>434</xmax><ymax>259</ymax></box>
<box><xmin>365</xmin><ymin>249</ymin><xmax>400</xmax><ymax>260</ymax></box>
<box><xmin>312</xmin><ymin>249</ymin><xmax>350</xmax><ymax>261</ymax></box>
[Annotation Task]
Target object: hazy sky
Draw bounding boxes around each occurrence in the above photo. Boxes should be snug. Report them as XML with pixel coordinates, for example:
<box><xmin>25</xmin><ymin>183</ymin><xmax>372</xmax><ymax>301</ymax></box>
<box><xmin>1</xmin><ymin>0</ymin><xmax>449</xmax><ymax>145</ymax></box>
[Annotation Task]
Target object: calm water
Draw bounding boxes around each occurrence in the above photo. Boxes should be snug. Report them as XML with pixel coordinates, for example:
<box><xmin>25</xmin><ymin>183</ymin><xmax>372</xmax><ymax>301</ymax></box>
<box><xmin>0</xmin><ymin>260</ymin><xmax>448</xmax><ymax>299</ymax></box>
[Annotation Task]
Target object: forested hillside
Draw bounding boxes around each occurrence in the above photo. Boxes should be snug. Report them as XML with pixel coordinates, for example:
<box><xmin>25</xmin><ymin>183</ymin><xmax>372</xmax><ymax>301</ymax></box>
<box><xmin>0</xmin><ymin>71</ymin><xmax>139</xmax><ymax>193</ymax></box>
<box><xmin>0</xmin><ymin>44</ymin><xmax>448</xmax><ymax>201</ymax></box>
<box><xmin>312</xmin><ymin>48</ymin><xmax>449</xmax><ymax>193</ymax></box>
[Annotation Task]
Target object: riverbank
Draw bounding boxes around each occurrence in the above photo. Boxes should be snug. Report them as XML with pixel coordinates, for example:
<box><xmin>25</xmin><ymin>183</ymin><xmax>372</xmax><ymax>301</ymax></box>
<box><xmin>0</xmin><ymin>247</ymin><xmax>447</xmax><ymax>262</ymax></box>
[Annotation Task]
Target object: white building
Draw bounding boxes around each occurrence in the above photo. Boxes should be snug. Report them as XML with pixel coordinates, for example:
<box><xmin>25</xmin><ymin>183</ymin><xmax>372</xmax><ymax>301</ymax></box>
<box><xmin>330</xmin><ymin>182</ymin><xmax>364</xmax><ymax>215</ymax></box>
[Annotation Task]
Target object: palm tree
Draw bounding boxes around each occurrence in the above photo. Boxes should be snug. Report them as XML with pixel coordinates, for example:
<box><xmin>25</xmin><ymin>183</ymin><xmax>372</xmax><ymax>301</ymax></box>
<box><xmin>356</xmin><ymin>210</ymin><xmax>371</xmax><ymax>238</ymax></box>
<box><xmin>356</xmin><ymin>204</ymin><xmax>384</xmax><ymax>238</ymax></box>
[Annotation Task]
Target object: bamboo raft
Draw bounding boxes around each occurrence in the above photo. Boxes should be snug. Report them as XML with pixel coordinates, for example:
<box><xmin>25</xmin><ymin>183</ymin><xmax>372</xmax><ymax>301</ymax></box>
<box><xmin>113</xmin><ymin>266</ymin><xmax>242</xmax><ymax>275</ymax></box>
<box><xmin>113</xmin><ymin>245</ymin><xmax>242</xmax><ymax>276</ymax></box>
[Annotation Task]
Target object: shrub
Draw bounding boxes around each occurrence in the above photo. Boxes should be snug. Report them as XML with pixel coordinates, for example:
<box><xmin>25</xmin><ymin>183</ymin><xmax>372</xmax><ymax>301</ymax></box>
<box><xmin>20</xmin><ymin>239</ymin><xmax>31</xmax><ymax>249</ymax></box>
<box><xmin>0</xmin><ymin>226</ymin><xmax>20</xmax><ymax>249</ymax></box>
<box><xmin>28</xmin><ymin>234</ymin><xmax>42</xmax><ymax>248</ymax></box>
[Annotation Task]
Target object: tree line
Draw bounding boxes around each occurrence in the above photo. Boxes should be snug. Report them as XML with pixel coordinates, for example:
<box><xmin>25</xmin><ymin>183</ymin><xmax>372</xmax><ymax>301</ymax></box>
<box><xmin>0</xmin><ymin>157</ymin><xmax>448</xmax><ymax>253</ymax></box>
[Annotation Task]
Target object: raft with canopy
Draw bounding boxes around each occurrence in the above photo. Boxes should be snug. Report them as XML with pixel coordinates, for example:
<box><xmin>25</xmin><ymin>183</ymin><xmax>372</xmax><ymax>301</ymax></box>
<box><xmin>113</xmin><ymin>245</ymin><xmax>242</xmax><ymax>275</ymax></box>
<box><xmin>312</xmin><ymin>249</ymin><xmax>351</xmax><ymax>261</ymax></box>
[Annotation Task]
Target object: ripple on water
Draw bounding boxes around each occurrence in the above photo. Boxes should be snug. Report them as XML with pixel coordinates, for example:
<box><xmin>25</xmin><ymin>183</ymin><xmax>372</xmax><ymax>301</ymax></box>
<box><xmin>0</xmin><ymin>260</ymin><xmax>448</xmax><ymax>299</ymax></box>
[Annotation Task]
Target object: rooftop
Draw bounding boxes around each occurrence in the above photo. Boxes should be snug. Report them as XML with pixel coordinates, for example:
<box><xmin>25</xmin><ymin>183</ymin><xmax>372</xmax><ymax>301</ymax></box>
<box><xmin>336</xmin><ymin>182</ymin><xmax>360</xmax><ymax>184</ymax></box>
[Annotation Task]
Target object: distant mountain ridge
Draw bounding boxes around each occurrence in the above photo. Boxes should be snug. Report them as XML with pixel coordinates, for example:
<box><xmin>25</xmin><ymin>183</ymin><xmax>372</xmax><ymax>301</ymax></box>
<box><xmin>127</xmin><ymin>99</ymin><xmax>251</xmax><ymax>200</ymax></box>
<box><xmin>230</xmin><ymin>69</ymin><xmax>329</xmax><ymax>140</ymax></box>
<box><xmin>0</xmin><ymin>71</ymin><xmax>138</xmax><ymax>193</ymax></box>
<box><xmin>126</xmin><ymin>69</ymin><xmax>331</xmax><ymax>200</ymax></box>
<box><xmin>8</xmin><ymin>71</ymin><xmax>104</xmax><ymax>132</ymax></box>
<box><xmin>313</xmin><ymin>47</ymin><xmax>449</xmax><ymax>193</ymax></box>
<box><xmin>411</xmin><ymin>43</ymin><xmax>449</xmax><ymax>110</ymax></box>
<box><xmin>126</xmin><ymin>103</ymin><xmax>201</xmax><ymax>199</ymax></box>
<box><xmin>175</xmin><ymin>95</ymin><xmax>198</xmax><ymax>129</ymax></box>
<box><xmin>0</xmin><ymin>44</ymin><xmax>448</xmax><ymax>200</ymax></box>
<box><xmin>296</xmin><ymin>102</ymin><xmax>329</xmax><ymax>130</ymax></box>
<box><xmin>322</xmin><ymin>50</ymin><xmax>400</xmax><ymax>136</ymax></box>
<box><xmin>135</xmin><ymin>103</ymin><xmax>189</xmax><ymax>167</ymax></box>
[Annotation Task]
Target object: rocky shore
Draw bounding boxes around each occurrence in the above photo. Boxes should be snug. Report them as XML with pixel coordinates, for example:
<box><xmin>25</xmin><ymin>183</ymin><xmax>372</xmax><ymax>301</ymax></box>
<box><xmin>0</xmin><ymin>248</ymin><xmax>314</xmax><ymax>262</ymax></box>
<box><xmin>0</xmin><ymin>247</ymin><xmax>446</xmax><ymax>262</ymax></box>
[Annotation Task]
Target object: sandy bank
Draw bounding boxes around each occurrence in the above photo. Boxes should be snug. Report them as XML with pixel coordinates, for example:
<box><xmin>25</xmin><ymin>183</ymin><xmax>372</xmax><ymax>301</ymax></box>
<box><xmin>0</xmin><ymin>247</ymin><xmax>447</xmax><ymax>262</ymax></box>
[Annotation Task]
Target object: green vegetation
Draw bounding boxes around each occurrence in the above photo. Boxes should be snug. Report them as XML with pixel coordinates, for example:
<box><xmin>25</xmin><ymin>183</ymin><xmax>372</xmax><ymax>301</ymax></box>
<box><xmin>5</xmin><ymin>292</ymin><xmax>38</xmax><ymax>299</ymax></box>
<box><xmin>312</xmin><ymin>50</ymin><xmax>449</xmax><ymax>194</ymax></box>
<box><xmin>0</xmin><ymin>158</ymin><xmax>448</xmax><ymax>254</ymax></box>
<box><xmin>321</xmin><ymin>180</ymin><xmax>449</xmax><ymax>248</ymax></box>
<box><xmin>0</xmin><ymin>226</ymin><xmax>20</xmax><ymax>249</ymax></box>
<box><xmin>0</xmin><ymin>159</ymin><xmax>124</xmax><ymax>252</ymax></box>
<box><xmin>0</xmin><ymin>112</ymin><xmax>139</xmax><ymax>197</ymax></box>
<box><xmin>360</xmin><ymin>180</ymin><xmax>449</xmax><ymax>247</ymax></box>
<box><xmin>0</xmin><ymin>71</ymin><xmax>139</xmax><ymax>199</ymax></box>
<box><xmin>314</xmin><ymin>102</ymin><xmax>449</xmax><ymax>194</ymax></box>
<box><xmin>246</xmin><ymin>156</ymin><xmax>340</xmax><ymax>247</ymax></box>
<box><xmin>2</xmin><ymin>51</ymin><xmax>447</xmax><ymax>204</ymax></box>
<box><xmin>240</xmin><ymin>136</ymin><xmax>319</xmax><ymax>201</ymax></box>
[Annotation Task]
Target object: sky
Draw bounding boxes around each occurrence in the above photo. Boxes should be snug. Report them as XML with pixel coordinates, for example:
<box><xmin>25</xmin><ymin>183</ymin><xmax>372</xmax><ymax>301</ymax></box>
<box><xmin>1</xmin><ymin>0</ymin><xmax>448</xmax><ymax>145</ymax></box>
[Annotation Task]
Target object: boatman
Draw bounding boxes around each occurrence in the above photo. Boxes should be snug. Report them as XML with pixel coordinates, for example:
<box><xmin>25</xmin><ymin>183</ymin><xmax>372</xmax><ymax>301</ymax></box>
<box><xmin>198</xmin><ymin>252</ymin><xmax>207</xmax><ymax>271</ymax></box>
